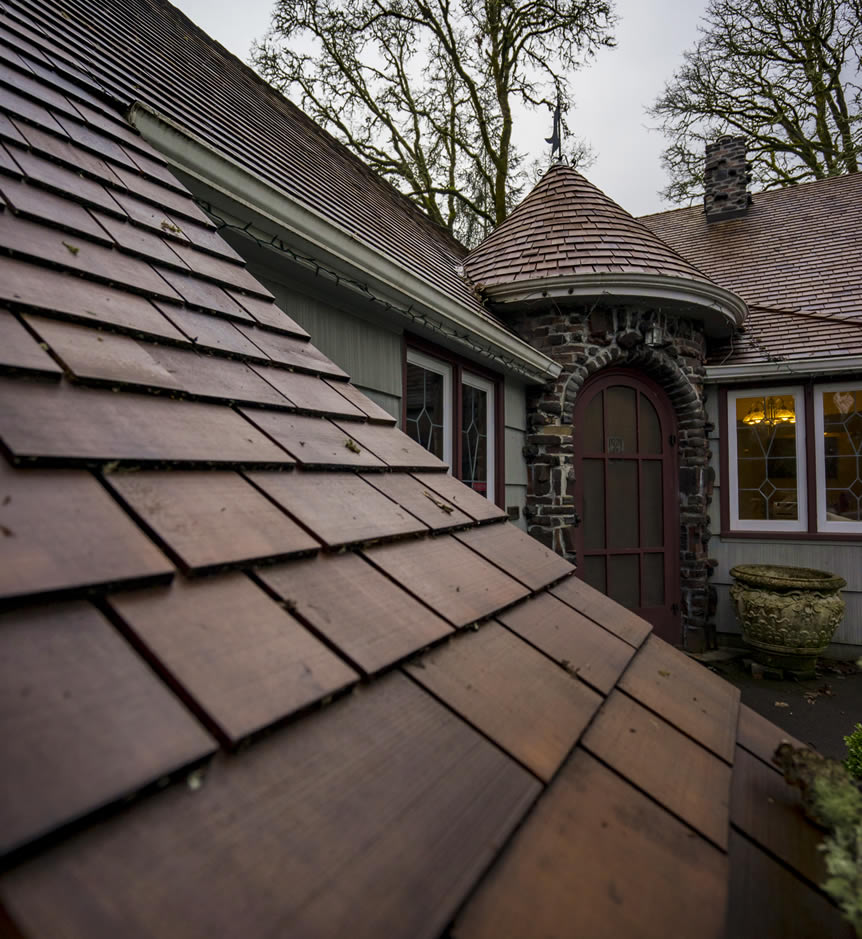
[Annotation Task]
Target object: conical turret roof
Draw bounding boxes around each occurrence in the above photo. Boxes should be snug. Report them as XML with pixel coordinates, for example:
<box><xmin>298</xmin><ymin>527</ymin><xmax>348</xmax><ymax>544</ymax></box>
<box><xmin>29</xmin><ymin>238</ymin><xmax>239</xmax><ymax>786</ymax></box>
<box><xmin>464</xmin><ymin>163</ymin><xmax>746</xmax><ymax>332</ymax></box>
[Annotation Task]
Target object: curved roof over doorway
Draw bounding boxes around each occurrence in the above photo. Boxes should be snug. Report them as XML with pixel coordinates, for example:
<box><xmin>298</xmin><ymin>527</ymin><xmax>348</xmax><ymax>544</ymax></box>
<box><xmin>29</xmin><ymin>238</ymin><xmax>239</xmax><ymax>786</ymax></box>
<box><xmin>463</xmin><ymin>163</ymin><xmax>746</xmax><ymax>334</ymax></box>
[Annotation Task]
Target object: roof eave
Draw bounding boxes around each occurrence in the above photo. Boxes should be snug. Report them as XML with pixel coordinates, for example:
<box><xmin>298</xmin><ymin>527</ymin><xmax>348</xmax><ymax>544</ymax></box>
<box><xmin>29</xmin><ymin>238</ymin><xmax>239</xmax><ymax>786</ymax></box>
<box><xmin>127</xmin><ymin>102</ymin><xmax>560</xmax><ymax>385</ymax></box>
<box><xmin>481</xmin><ymin>273</ymin><xmax>747</xmax><ymax>336</ymax></box>
<box><xmin>706</xmin><ymin>355</ymin><xmax>862</xmax><ymax>382</ymax></box>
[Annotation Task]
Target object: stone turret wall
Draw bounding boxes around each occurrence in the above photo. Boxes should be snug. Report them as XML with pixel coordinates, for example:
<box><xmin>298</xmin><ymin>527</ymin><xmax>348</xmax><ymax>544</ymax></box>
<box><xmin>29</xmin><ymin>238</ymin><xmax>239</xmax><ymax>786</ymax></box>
<box><xmin>511</xmin><ymin>302</ymin><xmax>715</xmax><ymax>651</ymax></box>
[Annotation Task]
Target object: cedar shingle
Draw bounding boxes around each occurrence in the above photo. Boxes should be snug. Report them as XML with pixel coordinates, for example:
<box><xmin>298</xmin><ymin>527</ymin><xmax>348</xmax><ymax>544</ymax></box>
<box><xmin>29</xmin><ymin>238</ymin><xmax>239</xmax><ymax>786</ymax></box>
<box><xmin>411</xmin><ymin>471</ymin><xmax>507</xmax><ymax>521</ymax></box>
<box><xmin>497</xmin><ymin>591</ymin><xmax>635</xmax><ymax>694</ymax></box>
<box><xmin>618</xmin><ymin>635</ymin><xmax>740</xmax><ymax>764</ymax></box>
<box><xmin>0</xmin><ymin>601</ymin><xmax>215</xmax><ymax>856</ymax></box>
<box><xmin>247</xmin><ymin>469</ymin><xmax>424</xmax><ymax>546</ymax></box>
<box><xmin>2</xmin><ymin>674</ymin><xmax>539</xmax><ymax>939</ymax></box>
<box><xmin>105</xmin><ymin>471</ymin><xmax>318</xmax><ymax>572</ymax></box>
<box><xmin>454</xmin><ymin>522</ymin><xmax>573</xmax><ymax>591</ymax></box>
<box><xmin>108</xmin><ymin>574</ymin><xmax>358</xmax><ymax>743</ymax></box>
<box><xmin>0</xmin><ymin>378</ymin><xmax>290</xmax><ymax>466</ymax></box>
<box><xmin>257</xmin><ymin>552</ymin><xmax>452</xmax><ymax>672</ymax></box>
<box><xmin>406</xmin><ymin>623</ymin><xmax>602</xmax><ymax>781</ymax></box>
<box><xmin>453</xmin><ymin>749</ymin><xmax>728</xmax><ymax>939</ymax></box>
<box><xmin>364</xmin><ymin>533</ymin><xmax>528</xmax><ymax>627</ymax></box>
<box><xmin>582</xmin><ymin>691</ymin><xmax>732</xmax><ymax>849</ymax></box>
<box><xmin>0</xmin><ymin>462</ymin><xmax>173</xmax><ymax>603</ymax></box>
<box><xmin>364</xmin><ymin>470</ymin><xmax>471</xmax><ymax>529</ymax></box>
<box><xmin>0</xmin><ymin>311</ymin><xmax>62</xmax><ymax>377</ymax></box>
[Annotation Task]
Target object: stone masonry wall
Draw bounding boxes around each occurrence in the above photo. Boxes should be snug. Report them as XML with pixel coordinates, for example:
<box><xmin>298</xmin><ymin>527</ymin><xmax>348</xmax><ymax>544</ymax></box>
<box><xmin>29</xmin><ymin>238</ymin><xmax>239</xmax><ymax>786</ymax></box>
<box><xmin>510</xmin><ymin>302</ymin><xmax>715</xmax><ymax>650</ymax></box>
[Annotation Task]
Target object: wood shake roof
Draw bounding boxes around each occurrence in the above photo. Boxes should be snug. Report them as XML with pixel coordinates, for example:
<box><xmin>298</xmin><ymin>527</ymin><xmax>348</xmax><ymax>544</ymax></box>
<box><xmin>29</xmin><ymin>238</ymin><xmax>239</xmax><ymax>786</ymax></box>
<box><xmin>0</xmin><ymin>0</ymin><xmax>514</xmax><ymax>338</ymax></box>
<box><xmin>640</xmin><ymin>173</ymin><xmax>862</xmax><ymax>366</ymax></box>
<box><xmin>464</xmin><ymin>162</ymin><xmax>715</xmax><ymax>288</ymax></box>
<box><xmin>0</xmin><ymin>6</ymin><xmax>851</xmax><ymax>938</ymax></box>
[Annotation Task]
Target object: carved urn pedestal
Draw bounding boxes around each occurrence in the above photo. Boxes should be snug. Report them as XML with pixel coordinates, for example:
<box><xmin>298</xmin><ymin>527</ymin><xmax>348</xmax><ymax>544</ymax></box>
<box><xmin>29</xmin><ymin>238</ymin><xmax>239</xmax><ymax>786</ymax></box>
<box><xmin>730</xmin><ymin>564</ymin><xmax>846</xmax><ymax>678</ymax></box>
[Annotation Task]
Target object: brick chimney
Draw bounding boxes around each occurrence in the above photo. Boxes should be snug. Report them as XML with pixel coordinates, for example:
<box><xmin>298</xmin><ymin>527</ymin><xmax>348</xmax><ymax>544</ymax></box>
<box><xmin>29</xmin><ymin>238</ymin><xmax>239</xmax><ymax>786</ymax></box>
<box><xmin>704</xmin><ymin>136</ymin><xmax>751</xmax><ymax>221</ymax></box>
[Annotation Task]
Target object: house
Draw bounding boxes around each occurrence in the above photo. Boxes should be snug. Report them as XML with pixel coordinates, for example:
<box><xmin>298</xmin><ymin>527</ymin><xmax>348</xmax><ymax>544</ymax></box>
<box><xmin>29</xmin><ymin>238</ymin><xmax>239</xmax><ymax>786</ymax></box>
<box><xmin>640</xmin><ymin>144</ymin><xmax>862</xmax><ymax>655</ymax></box>
<box><xmin>0</xmin><ymin>0</ymin><xmax>854</xmax><ymax>936</ymax></box>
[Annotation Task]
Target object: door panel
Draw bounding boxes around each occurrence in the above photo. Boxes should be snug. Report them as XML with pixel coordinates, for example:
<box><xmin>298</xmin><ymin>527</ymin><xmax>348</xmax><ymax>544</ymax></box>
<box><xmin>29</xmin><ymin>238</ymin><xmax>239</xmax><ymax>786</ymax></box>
<box><xmin>573</xmin><ymin>370</ymin><xmax>680</xmax><ymax>643</ymax></box>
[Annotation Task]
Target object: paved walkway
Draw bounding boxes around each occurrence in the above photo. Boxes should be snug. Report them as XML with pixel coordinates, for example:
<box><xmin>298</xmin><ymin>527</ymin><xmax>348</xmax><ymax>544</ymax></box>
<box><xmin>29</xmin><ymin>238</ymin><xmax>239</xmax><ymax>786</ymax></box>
<box><xmin>707</xmin><ymin>654</ymin><xmax>862</xmax><ymax>760</ymax></box>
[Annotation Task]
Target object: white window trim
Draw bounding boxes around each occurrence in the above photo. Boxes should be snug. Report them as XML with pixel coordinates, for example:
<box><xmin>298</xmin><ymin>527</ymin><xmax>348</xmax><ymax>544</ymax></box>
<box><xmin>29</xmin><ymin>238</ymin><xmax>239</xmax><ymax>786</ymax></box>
<box><xmin>405</xmin><ymin>348</ymin><xmax>453</xmax><ymax>471</ymax></box>
<box><xmin>814</xmin><ymin>381</ymin><xmax>862</xmax><ymax>534</ymax></box>
<box><xmin>727</xmin><ymin>386</ymin><xmax>808</xmax><ymax>532</ymax></box>
<box><xmin>462</xmin><ymin>371</ymin><xmax>496</xmax><ymax>503</ymax></box>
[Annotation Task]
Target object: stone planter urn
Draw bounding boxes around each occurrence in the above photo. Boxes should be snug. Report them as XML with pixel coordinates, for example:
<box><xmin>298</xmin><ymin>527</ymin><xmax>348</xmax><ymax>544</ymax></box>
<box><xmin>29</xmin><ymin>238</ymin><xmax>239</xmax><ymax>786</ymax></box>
<box><xmin>729</xmin><ymin>564</ymin><xmax>846</xmax><ymax>677</ymax></box>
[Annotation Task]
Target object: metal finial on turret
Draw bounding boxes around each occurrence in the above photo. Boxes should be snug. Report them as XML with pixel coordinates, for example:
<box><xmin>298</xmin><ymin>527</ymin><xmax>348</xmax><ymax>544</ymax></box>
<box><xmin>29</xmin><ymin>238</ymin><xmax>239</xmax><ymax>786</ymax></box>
<box><xmin>545</xmin><ymin>96</ymin><xmax>562</xmax><ymax>162</ymax></box>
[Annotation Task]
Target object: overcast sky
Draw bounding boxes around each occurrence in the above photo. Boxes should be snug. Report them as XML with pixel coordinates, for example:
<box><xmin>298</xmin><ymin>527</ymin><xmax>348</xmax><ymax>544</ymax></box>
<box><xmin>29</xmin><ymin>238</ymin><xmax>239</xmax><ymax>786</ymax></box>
<box><xmin>171</xmin><ymin>0</ymin><xmax>708</xmax><ymax>217</ymax></box>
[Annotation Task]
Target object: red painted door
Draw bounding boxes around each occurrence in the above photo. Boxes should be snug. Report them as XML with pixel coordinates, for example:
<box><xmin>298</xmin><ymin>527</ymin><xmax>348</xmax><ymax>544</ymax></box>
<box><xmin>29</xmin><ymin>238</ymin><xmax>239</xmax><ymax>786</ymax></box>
<box><xmin>573</xmin><ymin>369</ymin><xmax>681</xmax><ymax>643</ymax></box>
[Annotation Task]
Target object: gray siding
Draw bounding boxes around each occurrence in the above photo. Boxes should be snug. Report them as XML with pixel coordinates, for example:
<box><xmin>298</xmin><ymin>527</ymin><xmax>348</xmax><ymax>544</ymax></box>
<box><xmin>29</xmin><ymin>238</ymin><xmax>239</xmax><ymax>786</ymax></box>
<box><xmin>255</xmin><ymin>271</ymin><xmax>403</xmax><ymax>400</ymax></box>
<box><xmin>705</xmin><ymin>387</ymin><xmax>862</xmax><ymax>646</ymax></box>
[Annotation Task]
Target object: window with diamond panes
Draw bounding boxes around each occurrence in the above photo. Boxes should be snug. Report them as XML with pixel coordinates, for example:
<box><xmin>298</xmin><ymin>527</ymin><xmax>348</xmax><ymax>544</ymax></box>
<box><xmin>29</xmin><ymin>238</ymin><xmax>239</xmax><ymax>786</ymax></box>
<box><xmin>815</xmin><ymin>384</ymin><xmax>862</xmax><ymax>533</ymax></box>
<box><xmin>404</xmin><ymin>351</ymin><xmax>452</xmax><ymax>467</ymax></box>
<box><xmin>404</xmin><ymin>346</ymin><xmax>497</xmax><ymax>502</ymax></box>
<box><xmin>461</xmin><ymin>373</ymin><xmax>495</xmax><ymax>501</ymax></box>
<box><xmin>728</xmin><ymin>388</ymin><xmax>806</xmax><ymax>532</ymax></box>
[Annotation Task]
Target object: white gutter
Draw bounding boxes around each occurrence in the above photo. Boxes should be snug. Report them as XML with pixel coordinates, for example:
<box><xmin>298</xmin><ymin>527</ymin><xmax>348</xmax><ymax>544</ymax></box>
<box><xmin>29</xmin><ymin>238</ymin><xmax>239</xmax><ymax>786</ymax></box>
<box><xmin>482</xmin><ymin>273</ymin><xmax>747</xmax><ymax>335</ymax></box>
<box><xmin>706</xmin><ymin>356</ymin><xmax>862</xmax><ymax>382</ymax></box>
<box><xmin>128</xmin><ymin>103</ymin><xmax>560</xmax><ymax>385</ymax></box>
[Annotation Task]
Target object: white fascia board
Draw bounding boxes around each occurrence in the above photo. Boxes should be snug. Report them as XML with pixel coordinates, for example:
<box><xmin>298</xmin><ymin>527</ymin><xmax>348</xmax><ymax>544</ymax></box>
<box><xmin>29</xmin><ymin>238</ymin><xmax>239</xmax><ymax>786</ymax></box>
<box><xmin>482</xmin><ymin>272</ymin><xmax>747</xmax><ymax>334</ymax></box>
<box><xmin>127</xmin><ymin>102</ymin><xmax>560</xmax><ymax>385</ymax></box>
<box><xmin>706</xmin><ymin>356</ymin><xmax>862</xmax><ymax>382</ymax></box>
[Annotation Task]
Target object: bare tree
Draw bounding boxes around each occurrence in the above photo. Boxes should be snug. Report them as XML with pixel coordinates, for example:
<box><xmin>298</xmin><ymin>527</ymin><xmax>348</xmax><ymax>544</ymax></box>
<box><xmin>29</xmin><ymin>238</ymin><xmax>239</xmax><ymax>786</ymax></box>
<box><xmin>651</xmin><ymin>0</ymin><xmax>862</xmax><ymax>204</ymax></box>
<box><xmin>252</xmin><ymin>0</ymin><xmax>615</xmax><ymax>244</ymax></box>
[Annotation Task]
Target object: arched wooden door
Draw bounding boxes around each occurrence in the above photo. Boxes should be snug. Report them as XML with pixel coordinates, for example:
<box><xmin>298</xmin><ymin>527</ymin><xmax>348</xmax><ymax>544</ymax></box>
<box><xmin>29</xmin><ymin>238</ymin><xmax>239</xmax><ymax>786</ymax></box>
<box><xmin>573</xmin><ymin>369</ymin><xmax>681</xmax><ymax>643</ymax></box>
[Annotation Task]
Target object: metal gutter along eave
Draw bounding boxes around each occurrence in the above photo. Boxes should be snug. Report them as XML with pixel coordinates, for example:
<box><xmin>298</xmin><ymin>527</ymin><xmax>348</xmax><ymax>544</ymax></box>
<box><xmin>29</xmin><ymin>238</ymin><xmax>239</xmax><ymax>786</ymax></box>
<box><xmin>127</xmin><ymin>103</ymin><xmax>560</xmax><ymax>385</ymax></box>
<box><xmin>706</xmin><ymin>356</ymin><xmax>862</xmax><ymax>382</ymax></box>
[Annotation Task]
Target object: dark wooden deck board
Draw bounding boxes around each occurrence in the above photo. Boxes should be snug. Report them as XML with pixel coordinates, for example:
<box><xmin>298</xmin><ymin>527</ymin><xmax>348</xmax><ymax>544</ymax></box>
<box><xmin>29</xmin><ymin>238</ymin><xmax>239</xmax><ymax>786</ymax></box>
<box><xmin>406</xmin><ymin>623</ymin><xmax>602</xmax><ymax>781</ymax></box>
<box><xmin>455</xmin><ymin>522</ymin><xmax>573</xmax><ymax>591</ymax></box>
<box><xmin>364</xmin><ymin>533</ymin><xmax>528</xmax><ymax>628</ymax></box>
<box><xmin>105</xmin><ymin>471</ymin><xmax>319</xmax><ymax>573</ymax></box>
<box><xmin>0</xmin><ymin>601</ymin><xmax>215</xmax><ymax>856</ymax></box>
<box><xmin>108</xmin><ymin>573</ymin><xmax>358</xmax><ymax>744</ymax></box>
<box><xmin>497</xmin><ymin>591</ymin><xmax>635</xmax><ymax>694</ymax></box>
<box><xmin>247</xmin><ymin>469</ymin><xmax>424</xmax><ymax>547</ymax></box>
<box><xmin>550</xmin><ymin>574</ymin><xmax>652</xmax><ymax>648</ymax></box>
<box><xmin>0</xmin><ymin>462</ymin><xmax>173</xmax><ymax>603</ymax></box>
<box><xmin>453</xmin><ymin>748</ymin><xmax>728</xmax><ymax>939</ymax></box>
<box><xmin>2</xmin><ymin>673</ymin><xmax>539</xmax><ymax>939</ymax></box>
<box><xmin>618</xmin><ymin>636</ymin><xmax>740</xmax><ymax>764</ymax></box>
<box><xmin>257</xmin><ymin>552</ymin><xmax>452</xmax><ymax>673</ymax></box>
<box><xmin>583</xmin><ymin>691</ymin><xmax>732</xmax><ymax>849</ymax></box>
